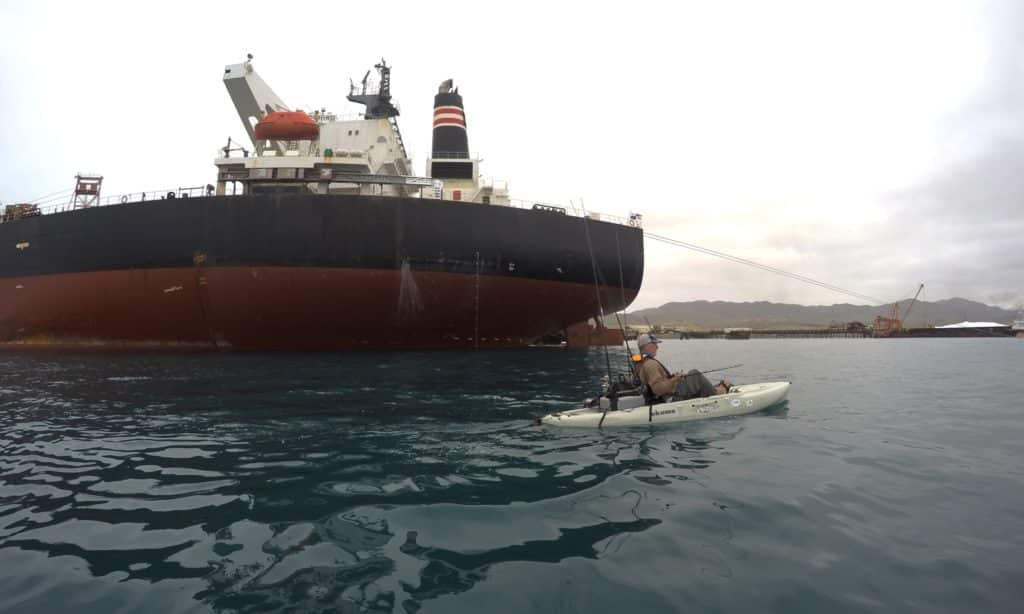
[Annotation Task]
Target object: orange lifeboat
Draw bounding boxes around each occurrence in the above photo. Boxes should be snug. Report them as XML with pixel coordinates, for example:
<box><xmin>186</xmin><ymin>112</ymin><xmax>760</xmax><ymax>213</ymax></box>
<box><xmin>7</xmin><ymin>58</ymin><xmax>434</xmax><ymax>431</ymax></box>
<box><xmin>254</xmin><ymin>111</ymin><xmax>319</xmax><ymax>140</ymax></box>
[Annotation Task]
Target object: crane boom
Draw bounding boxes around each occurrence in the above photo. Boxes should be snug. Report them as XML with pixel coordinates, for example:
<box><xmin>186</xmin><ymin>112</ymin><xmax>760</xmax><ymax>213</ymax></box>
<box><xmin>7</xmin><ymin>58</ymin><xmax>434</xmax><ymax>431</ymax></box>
<box><xmin>901</xmin><ymin>283</ymin><xmax>925</xmax><ymax>325</ymax></box>
<box><xmin>222</xmin><ymin>56</ymin><xmax>291</xmax><ymax>154</ymax></box>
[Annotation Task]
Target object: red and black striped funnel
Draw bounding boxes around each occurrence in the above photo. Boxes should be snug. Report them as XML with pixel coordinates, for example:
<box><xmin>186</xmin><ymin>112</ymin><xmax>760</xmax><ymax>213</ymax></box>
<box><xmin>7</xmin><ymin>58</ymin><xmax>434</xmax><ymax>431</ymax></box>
<box><xmin>432</xmin><ymin>80</ymin><xmax>469</xmax><ymax>159</ymax></box>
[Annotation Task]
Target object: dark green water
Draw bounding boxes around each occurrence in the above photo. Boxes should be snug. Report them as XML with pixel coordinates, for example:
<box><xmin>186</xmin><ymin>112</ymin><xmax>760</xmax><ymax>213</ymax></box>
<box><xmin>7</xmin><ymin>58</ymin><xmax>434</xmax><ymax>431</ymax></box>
<box><xmin>1</xmin><ymin>339</ymin><xmax>1022</xmax><ymax>613</ymax></box>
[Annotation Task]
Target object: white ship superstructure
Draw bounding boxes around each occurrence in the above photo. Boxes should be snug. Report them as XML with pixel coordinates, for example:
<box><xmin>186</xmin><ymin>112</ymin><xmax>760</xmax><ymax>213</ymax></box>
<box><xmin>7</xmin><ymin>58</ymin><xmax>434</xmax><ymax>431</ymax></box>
<box><xmin>213</xmin><ymin>56</ymin><xmax>509</xmax><ymax>205</ymax></box>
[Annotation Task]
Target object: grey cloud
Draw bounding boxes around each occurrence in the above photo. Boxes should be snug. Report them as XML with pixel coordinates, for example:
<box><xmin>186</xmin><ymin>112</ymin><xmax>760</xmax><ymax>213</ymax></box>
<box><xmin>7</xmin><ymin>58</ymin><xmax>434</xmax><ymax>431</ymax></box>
<box><xmin>730</xmin><ymin>1</ymin><xmax>1024</xmax><ymax>308</ymax></box>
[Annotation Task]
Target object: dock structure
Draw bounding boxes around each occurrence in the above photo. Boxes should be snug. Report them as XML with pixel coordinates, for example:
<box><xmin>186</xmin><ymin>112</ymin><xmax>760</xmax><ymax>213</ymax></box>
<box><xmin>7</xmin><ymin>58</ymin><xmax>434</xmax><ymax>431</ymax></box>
<box><xmin>630</xmin><ymin>320</ymin><xmax>1016</xmax><ymax>341</ymax></box>
<box><xmin>674</xmin><ymin>327</ymin><xmax>1014</xmax><ymax>339</ymax></box>
<box><xmin>679</xmin><ymin>328</ymin><xmax>872</xmax><ymax>339</ymax></box>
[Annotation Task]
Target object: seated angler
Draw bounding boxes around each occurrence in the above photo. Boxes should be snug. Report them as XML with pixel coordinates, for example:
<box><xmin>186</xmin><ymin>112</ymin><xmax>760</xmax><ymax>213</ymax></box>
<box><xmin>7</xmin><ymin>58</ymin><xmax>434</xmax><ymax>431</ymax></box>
<box><xmin>634</xmin><ymin>333</ymin><xmax>730</xmax><ymax>403</ymax></box>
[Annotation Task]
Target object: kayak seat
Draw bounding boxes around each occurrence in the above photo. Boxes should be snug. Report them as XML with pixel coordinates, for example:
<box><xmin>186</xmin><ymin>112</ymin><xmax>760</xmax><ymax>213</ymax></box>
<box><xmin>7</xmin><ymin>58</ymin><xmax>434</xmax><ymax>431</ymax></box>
<box><xmin>641</xmin><ymin>384</ymin><xmax>665</xmax><ymax>406</ymax></box>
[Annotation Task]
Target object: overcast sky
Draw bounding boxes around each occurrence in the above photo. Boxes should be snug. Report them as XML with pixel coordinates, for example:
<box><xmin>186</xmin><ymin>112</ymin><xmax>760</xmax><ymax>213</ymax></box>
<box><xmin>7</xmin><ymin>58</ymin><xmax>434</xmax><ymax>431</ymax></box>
<box><xmin>1</xmin><ymin>0</ymin><xmax>1021</xmax><ymax>310</ymax></box>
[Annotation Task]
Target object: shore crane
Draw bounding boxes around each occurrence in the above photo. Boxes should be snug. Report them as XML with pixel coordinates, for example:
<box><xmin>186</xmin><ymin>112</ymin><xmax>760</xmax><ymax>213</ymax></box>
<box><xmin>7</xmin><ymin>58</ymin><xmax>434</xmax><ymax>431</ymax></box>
<box><xmin>873</xmin><ymin>284</ymin><xmax>924</xmax><ymax>336</ymax></box>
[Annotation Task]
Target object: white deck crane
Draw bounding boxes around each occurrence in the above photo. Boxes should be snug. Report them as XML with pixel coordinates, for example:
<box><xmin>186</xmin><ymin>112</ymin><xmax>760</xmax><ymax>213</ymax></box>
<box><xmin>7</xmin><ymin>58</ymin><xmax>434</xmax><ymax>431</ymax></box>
<box><xmin>222</xmin><ymin>54</ymin><xmax>290</xmax><ymax>155</ymax></box>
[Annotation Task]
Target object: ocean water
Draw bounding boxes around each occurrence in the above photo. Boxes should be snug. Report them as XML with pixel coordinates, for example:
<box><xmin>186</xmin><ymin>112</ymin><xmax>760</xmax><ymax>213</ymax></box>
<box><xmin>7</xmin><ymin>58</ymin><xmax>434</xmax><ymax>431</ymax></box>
<box><xmin>1</xmin><ymin>338</ymin><xmax>1022</xmax><ymax>613</ymax></box>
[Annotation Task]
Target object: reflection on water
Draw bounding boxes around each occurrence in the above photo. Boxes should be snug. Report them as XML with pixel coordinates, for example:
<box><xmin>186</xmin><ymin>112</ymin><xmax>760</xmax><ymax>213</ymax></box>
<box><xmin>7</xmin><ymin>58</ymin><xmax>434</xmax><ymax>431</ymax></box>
<box><xmin>1</xmin><ymin>339</ymin><xmax>1022</xmax><ymax>613</ymax></box>
<box><xmin>0</xmin><ymin>414</ymin><xmax>695</xmax><ymax>612</ymax></box>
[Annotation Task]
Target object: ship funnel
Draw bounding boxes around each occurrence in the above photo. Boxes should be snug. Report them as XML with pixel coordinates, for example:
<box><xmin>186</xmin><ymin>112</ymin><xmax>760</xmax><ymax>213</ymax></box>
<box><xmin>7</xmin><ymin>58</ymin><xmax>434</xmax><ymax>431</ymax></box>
<box><xmin>431</xmin><ymin>80</ymin><xmax>469</xmax><ymax>160</ymax></box>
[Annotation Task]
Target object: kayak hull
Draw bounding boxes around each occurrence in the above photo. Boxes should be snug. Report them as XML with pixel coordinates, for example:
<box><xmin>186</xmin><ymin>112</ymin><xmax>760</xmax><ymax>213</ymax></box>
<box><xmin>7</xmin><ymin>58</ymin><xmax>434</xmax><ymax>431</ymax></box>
<box><xmin>540</xmin><ymin>381</ymin><xmax>790</xmax><ymax>428</ymax></box>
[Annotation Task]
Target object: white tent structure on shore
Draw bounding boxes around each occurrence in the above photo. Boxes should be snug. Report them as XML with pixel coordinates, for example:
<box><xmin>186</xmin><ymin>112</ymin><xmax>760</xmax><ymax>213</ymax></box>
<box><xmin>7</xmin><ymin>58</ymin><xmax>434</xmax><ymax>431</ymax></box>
<box><xmin>935</xmin><ymin>321</ymin><xmax>1008</xmax><ymax>329</ymax></box>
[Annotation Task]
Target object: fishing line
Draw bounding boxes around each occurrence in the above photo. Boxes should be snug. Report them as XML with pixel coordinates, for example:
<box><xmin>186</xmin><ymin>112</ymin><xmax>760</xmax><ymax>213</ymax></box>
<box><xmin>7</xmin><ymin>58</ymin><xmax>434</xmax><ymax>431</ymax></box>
<box><xmin>644</xmin><ymin>231</ymin><xmax>886</xmax><ymax>304</ymax></box>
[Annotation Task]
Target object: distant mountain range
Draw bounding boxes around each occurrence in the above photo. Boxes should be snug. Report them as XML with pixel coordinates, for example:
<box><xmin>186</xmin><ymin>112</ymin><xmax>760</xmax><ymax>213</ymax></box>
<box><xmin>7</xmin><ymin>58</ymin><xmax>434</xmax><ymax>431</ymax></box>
<box><xmin>627</xmin><ymin>298</ymin><xmax>1017</xmax><ymax>330</ymax></box>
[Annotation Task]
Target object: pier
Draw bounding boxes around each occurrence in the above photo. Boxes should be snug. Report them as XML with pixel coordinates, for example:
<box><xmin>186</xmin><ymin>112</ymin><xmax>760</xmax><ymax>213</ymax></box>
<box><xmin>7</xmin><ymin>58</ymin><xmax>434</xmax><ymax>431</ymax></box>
<box><xmin>666</xmin><ymin>327</ymin><xmax>1014</xmax><ymax>339</ymax></box>
<box><xmin>677</xmin><ymin>328</ymin><xmax>872</xmax><ymax>339</ymax></box>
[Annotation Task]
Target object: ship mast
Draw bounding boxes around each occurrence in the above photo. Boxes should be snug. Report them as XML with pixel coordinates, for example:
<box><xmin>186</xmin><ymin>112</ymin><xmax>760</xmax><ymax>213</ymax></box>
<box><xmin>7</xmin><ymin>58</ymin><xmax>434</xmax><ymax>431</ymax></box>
<box><xmin>347</xmin><ymin>59</ymin><xmax>400</xmax><ymax>119</ymax></box>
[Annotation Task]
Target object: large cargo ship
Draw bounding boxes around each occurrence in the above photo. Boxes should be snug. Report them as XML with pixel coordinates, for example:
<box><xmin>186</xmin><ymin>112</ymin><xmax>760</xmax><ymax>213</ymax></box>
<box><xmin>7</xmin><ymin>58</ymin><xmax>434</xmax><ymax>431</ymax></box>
<box><xmin>0</xmin><ymin>57</ymin><xmax>643</xmax><ymax>350</ymax></box>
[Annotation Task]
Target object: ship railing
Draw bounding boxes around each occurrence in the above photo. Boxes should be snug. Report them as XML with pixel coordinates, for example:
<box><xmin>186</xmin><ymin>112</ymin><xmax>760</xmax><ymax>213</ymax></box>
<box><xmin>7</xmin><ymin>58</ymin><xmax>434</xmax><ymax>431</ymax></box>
<box><xmin>14</xmin><ymin>184</ymin><xmax>641</xmax><ymax>229</ymax></box>
<box><xmin>30</xmin><ymin>185</ymin><xmax>213</xmax><ymax>216</ymax></box>
<box><xmin>218</xmin><ymin>147</ymin><xmax>253</xmax><ymax>159</ymax></box>
<box><xmin>501</xmin><ymin>198</ymin><xmax>640</xmax><ymax>227</ymax></box>
<box><xmin>430</xmin><ymin>151</ymin><xmax>473</xmax><ymax>160</ymax></box>
<box><xmin>479</xmin><ymin>178</ymin><xmax>508</xmax><ymax>191</ymax></box>
<box><xmin>309</xmin><ymin>112</ymin><xmax>366</xmax><ymax>123</ymax></box>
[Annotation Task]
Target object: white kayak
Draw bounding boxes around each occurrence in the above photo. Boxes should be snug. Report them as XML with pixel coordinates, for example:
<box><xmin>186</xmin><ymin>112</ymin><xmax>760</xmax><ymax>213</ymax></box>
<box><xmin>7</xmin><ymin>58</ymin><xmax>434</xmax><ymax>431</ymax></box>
<box><xmin>540</xmin><ymin>381</ymin><xmax>790</xmax><ymax>428</ymax></box>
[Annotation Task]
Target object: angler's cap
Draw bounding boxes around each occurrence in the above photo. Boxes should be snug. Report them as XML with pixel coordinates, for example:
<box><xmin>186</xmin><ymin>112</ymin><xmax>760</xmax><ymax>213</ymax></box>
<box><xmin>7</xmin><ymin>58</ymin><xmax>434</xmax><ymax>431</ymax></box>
<box><xmin>636</xmin><ymin>333</ymin><xmax>661</xmax><ymax>347</ymax></box>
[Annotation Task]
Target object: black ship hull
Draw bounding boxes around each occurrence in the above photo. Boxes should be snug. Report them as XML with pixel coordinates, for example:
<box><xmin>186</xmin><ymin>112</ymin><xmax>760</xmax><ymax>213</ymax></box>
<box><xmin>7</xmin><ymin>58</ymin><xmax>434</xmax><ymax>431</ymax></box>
<box><xmin>0</xmin><ymin>194</ymin><xmax>644</xmax><ymax>350</ymax></box>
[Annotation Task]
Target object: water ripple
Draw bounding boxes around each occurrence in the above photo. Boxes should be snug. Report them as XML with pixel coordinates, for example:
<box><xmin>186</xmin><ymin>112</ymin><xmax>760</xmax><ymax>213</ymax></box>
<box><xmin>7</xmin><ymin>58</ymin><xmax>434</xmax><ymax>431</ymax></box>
<box><xmin>1</xmin><ymin>341</ymin><xmax>1022</xmax><ymax>612</ymax></box>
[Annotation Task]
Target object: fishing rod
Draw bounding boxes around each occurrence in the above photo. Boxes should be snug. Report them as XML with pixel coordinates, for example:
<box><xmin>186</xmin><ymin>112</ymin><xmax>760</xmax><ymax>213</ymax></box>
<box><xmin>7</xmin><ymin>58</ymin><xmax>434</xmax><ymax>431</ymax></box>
<box><xmin>699</xmin><ymin>363</ymin><xmax>743</xmax><ymax>374</ymax></box>
<box><xmin>613</xmin><ymin>232</ymin><xmax>639</xmax><ymax>376</ymax></box>
<box><xmin>582</xmin><ymin>234</ymin><xmax>642</xmax><ymax>378</ymax></box>
<box><xmin>612</xmin><ymin>311</ymin><xmax>634</xmax><ymax>366</ymax></box>
<box><xmin>577</xmin><ymin>200</ymin><xmax>614</xmax><ymax>386</ymax></box>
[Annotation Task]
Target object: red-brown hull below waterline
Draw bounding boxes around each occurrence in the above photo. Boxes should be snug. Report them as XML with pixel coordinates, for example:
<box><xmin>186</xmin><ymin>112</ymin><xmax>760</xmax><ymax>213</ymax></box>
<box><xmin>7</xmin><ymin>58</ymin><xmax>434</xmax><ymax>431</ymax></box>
<box><xmin>564</xmin><ymin>321</ymin><xmax>626</xmax><ymax>347</ymax></box>
<box><xmin>0</xmin><ymin>267</ymin><xmax>638</xmax><ymax>351</ymax></box>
